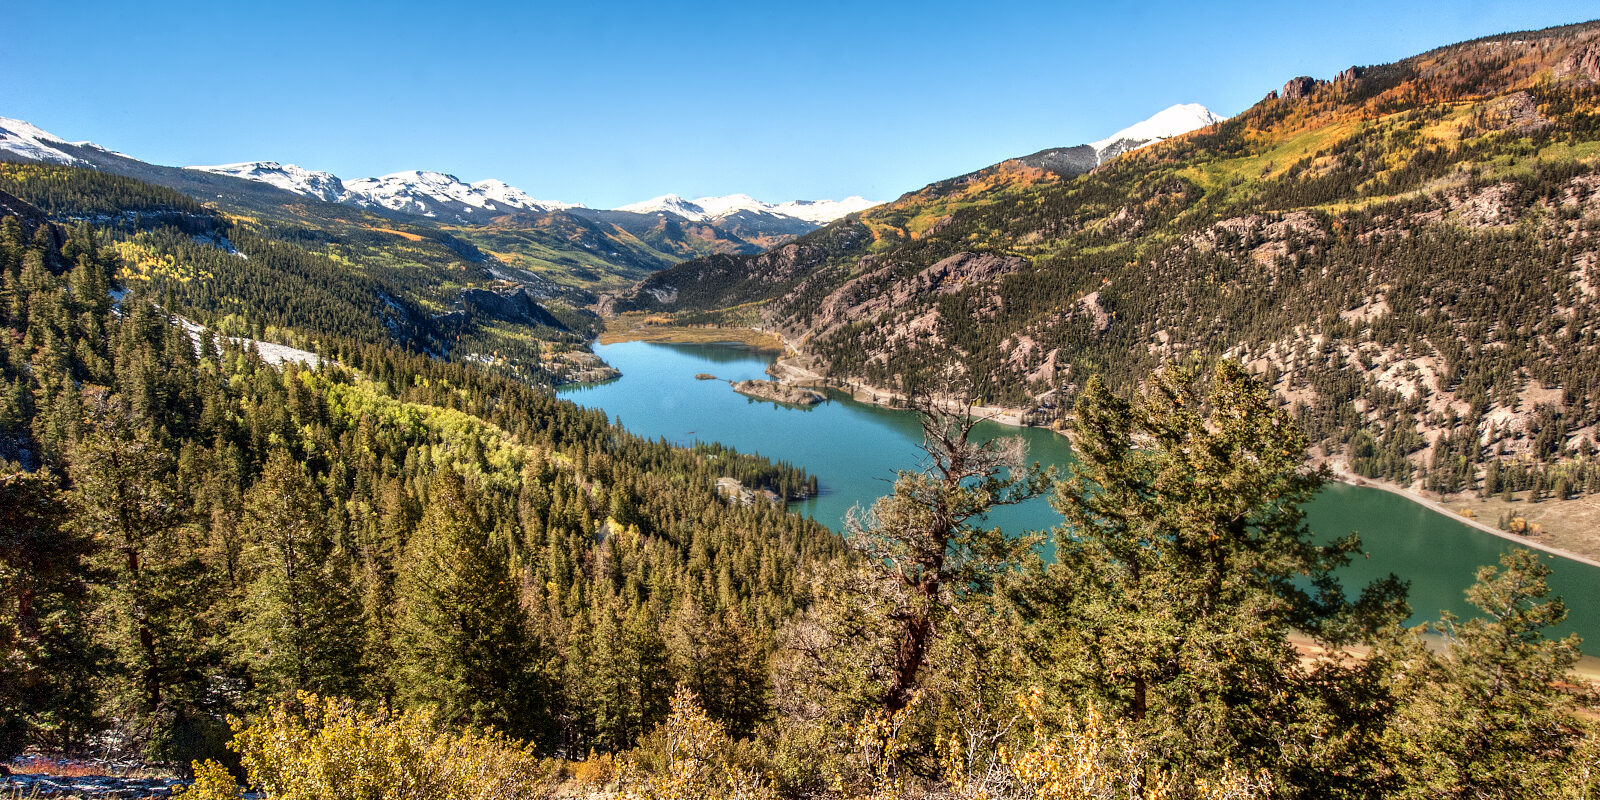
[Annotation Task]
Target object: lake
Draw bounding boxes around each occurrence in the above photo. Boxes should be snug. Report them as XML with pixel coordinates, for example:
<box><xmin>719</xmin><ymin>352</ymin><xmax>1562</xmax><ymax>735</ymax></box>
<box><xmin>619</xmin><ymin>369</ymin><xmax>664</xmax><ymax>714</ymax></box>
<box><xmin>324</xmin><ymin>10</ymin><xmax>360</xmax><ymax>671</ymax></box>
<box><xmin>559</xmin><ymin>340</ymin><xmax>1599</xmax><ymax>648</ymax></box>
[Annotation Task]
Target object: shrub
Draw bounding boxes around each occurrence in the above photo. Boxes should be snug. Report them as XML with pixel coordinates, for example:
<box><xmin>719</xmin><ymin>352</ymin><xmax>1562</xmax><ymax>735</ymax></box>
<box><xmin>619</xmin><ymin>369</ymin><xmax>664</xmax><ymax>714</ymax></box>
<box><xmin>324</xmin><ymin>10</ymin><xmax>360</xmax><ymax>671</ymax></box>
<box><xmin>178</xmin><ymin>693</ymin><xmax>557</xmax><ymax>800</ymax></box>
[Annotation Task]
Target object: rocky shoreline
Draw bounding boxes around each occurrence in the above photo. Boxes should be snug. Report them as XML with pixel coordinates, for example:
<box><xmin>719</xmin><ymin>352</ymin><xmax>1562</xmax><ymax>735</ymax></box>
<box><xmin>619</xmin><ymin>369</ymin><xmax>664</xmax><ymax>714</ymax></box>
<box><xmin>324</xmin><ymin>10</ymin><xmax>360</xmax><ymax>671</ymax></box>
<box><xmin>597</xmin><ymin>323</ymin><xmax>1600</xmax><ymax>570</ymax></box>
<box><xmin>730</xmin><ymin>378</ymin><xmax>826</xmax><ymax>406</ymax></box>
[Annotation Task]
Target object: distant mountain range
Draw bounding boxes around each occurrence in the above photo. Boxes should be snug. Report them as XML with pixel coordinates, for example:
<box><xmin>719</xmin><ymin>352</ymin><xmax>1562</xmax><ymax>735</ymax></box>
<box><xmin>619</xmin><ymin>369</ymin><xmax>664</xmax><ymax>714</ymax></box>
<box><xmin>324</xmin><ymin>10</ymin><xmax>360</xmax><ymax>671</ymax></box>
<box><xmin>185</xmin><ymin>161</ymin><xmax>582</xmax><ymax>218</ymax></box>
<box><xmin>615</xmin><ymin>193</ymin><xmax>877</xmax><ymax>225</ymax></box>
<box><xmin>620</xmin><ymin>100</ymin><xmax>1229</xmax><ymax>313</ymax></box>
<box><xmin>0</xmin><ymin>100</ymin><xmax>1223</xmax><ymax>302</ymax></box>
<box><xmin>0</xmin><ymin>115</ymin><xmax>889</xmax><ymax>286</ymax></box>
<box><xmin>0</xmin><ymin>118</ymin><xmax>878</xmax><ymax>230</ymax></box>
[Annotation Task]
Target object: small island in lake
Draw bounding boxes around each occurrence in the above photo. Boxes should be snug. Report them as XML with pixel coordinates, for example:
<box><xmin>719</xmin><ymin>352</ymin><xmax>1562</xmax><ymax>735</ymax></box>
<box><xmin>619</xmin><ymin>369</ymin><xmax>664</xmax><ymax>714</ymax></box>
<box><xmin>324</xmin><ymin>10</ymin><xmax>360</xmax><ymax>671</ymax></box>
<box><xmin>694</xmin><ymin>373</ymin><xmax>718</xmax><ymax>380</ymax></box>
<box><xmin>730</xmin><ymin>379</ymin><xmax>826</xmax><ymax>406</ymax></box>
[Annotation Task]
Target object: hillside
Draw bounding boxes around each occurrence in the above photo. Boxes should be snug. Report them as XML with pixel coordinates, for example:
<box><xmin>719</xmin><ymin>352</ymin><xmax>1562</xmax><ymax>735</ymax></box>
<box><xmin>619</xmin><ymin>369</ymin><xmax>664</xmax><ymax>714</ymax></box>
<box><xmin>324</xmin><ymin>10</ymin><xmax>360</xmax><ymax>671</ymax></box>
<box><xmin>619</xmin><ymin>20</ymin><xmax>1600</xmax><ymax>498</ymax></box>
<box><xmin>0</xmin><ymin>116</ymin><xmax>874</xmax><ymax>297</ymax></box>
<box><xmin>0</xmin><ymin>195</ymin><xmax>839</xmax><ymax>767</ymax></box>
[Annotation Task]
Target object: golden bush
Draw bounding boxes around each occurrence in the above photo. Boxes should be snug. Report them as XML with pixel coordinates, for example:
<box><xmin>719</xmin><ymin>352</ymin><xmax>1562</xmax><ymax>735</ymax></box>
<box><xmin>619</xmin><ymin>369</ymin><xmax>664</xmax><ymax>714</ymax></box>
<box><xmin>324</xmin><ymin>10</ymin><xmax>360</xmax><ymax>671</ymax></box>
<box><xmin>179</xmin><ymin>693</ymin><xmax>556</xmax><ymax>800</ymax></box>
<box><xmin>621</xmin><ymin>687</ymin><xmax>774</xmax><ymax>800</ymax></box>
<box><xmin>941</xmin><ymin>688</ymin><xmax>1272</xmax><ymax>800</ymax></box>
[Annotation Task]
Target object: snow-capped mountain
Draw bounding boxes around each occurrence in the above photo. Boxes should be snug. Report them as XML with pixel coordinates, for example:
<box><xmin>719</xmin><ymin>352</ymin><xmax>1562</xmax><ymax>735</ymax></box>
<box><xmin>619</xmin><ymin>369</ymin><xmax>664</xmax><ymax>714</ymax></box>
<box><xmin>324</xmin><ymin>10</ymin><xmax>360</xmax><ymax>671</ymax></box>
<box><xmin>0</xmin><ymin>116</ymin><xmax>125</xmax><ymax>166</ymax></box>
<box><xmin>615</xmin><ymin>193</ymin><xmax>877</xmax><ymax>225</ymax></box>
<box><xmin>3</xmin><ymin>114</ymin><xmax>877</xmax><ymax>231</ymax></box>
<box><xmin>615</xmin><ymin>193</ymin><xmax>714</xmax><ymax>220</ymax></box>
<box><xmin>1087</xmin><ymin>103</ymin><xmax>1224</xmax><ymax>162</ymax></box>
<box><xmin>189</xmin><ymin>161</ymin><xmax>349</xmax><ymax>203</ymax></box>
<box><xmin>769</xmin><ymin>197</ymin><xmax>879</xmax><ymax>224</ymax></box>
<box><xmin>185</xmin><ymin>163</ymin><xmax>582</xmax><ymax>222</ymax></box>
<box><xmin>1002</xmin><ymin>103</ymin><xmax>1226</xmax><ymax>180</ymax></box>
<box><xmin>340</xmin><ymin>170</ymin><xmax>577</xmax><ymax>219</ymax></box>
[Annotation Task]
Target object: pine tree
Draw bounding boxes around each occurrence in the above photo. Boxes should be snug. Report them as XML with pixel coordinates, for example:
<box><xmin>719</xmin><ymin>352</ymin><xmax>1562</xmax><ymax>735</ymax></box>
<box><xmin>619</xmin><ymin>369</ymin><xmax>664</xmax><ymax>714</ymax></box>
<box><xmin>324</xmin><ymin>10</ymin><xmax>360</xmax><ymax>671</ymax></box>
<box><xmin>0</xmin><ymin>470</ymin><xmax>99</xmax><ymax>757</ymax></box>
<box><xmin>666</xmin><ymin>599</ymin><xmax>768</xmax><ymax>738</ymax></box>
<box><xmin>1027</xmin><ymin>361</ymin><xmax>1409</xmax><ymax>777</ymax></box>
<box><xmin>68</xmin><ymin>407</ymin><xmax>210</xmax><ymax>758</ymax></box>
<box><xmin>843</xmin><ymin>398</ymin><xmax>1051</xmax><ymax>713</ymax></box>
<box><xmin>393</xmin><ymin>471</ymin><xmax>549</xmax><ymax>742</ymax></box>
<box><xmin>1389</xmin><ymin>549</ymin><xmax>1586</xmax><ymax>799</ymax></box>
<box><xmin>235</xmin><ymin>451</ymin><xmax>365</xmax><ymax>703</ymax></box>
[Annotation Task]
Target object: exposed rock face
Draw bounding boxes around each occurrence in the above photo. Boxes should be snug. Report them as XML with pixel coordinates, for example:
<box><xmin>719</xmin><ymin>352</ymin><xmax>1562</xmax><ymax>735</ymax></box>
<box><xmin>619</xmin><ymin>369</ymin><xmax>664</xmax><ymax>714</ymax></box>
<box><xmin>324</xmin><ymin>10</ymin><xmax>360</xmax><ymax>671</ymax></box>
<box><xmin>0</xmin><ymin>188</ymin><xmax>51</xmax><ymax>234</ymax></box>
<box><xmin>1281</xmin><ymin>76</ymin><xmax>1320</xmax><ymax>100</ymax></box>
<box><xmin>1336</xmin><ymin>65</ymin><xmax>1364</xmax><ymax>83</ymax></box>
<box><xmin>1077</xmin><ymin>291</ymin><xmax>1111</xmax><ymax>333</ymax></box>
<box><xmin>1491</xmin><ymin>91</ymin><xmax>1553</xmax><ymax>133</ymax></box>
<box><xmin>808</xmin><ymin>251</ymin><xmax>1027</xmax><ymax>335</ymax></box>
<box><xmin>1560</xmin><ymin>42</ymin><xmax>1600</xmax><ymax>83</ymax></box>
<box><xmin>458</xmin><ymin>288</ymin><xmax>567</xmax><ymax>329</ymax></box>
<box><xmin>1012</xmin><ymin>144</ymin><xmax>1100</xmax><ymax>177</ymax></box>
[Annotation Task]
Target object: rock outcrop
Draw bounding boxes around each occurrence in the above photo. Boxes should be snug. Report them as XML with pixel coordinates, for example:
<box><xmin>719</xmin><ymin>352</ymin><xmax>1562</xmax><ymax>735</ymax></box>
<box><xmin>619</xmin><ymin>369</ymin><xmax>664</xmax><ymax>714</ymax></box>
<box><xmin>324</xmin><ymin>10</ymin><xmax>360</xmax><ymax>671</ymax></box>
<box><xmin>1566</xmin><ymin>42</ymin><xmax>1600</xmax><ymax>83</ymax></box>
<box><xmin>1281</xmin><ymin>76</ymin><xmax>1320</xmax><ymax>100</ymax></box>
<box><xmin>458</xmin><ymin>288</ymin><xmax>567</xmax><ymax>329</ymax></box>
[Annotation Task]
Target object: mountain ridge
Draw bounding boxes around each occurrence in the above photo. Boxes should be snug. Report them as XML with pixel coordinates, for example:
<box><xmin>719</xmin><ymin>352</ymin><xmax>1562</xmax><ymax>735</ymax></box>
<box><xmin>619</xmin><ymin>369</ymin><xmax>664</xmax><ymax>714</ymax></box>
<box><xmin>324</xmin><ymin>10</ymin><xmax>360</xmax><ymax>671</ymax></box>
<box><xmin>185</xmin><ymin>157</ymin><xmax>875</xmax><ymax>227</ymax></box>
<box><xmin>0</xmin><ymin>116</ymin><xmax>862</xmax><ymax>290</ymax></box>
<box><xmin>614</xmin><ymin>19</ymin><xmax>1600</xmax><ymax>498</ymax></box>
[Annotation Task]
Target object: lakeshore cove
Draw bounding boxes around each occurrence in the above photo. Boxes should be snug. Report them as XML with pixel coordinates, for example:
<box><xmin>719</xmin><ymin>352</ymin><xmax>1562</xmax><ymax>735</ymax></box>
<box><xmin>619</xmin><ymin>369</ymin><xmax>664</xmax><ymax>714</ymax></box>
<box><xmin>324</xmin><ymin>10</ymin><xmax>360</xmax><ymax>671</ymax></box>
<box><xmin>560</xmin><ymin>340</ymin><xmax>1600</xmax><ymax>650</ymax></box>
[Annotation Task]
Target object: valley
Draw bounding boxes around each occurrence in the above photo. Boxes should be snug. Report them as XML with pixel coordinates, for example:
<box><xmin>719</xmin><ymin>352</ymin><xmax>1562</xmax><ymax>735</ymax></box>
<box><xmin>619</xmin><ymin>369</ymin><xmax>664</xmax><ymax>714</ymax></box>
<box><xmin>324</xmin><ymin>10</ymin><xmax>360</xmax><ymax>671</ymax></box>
<box><xmin>612</xmin><ymin>22</ymin><xmax>1600</xmax><ymax>560</ymax></box>
<box><xmin>3</xmin><ymin>9</ymin><xmax>1600</xmax><ymax>799</ymax></box>
<box><xmin>598</xmin><ymin>313</ymin><xmax>1600</xmax><ymax>560</ymax></box>
<box><xmin>568</xmin><ymin>338</ymin><xmax>1600</xmax><ymax>640</ymax></box>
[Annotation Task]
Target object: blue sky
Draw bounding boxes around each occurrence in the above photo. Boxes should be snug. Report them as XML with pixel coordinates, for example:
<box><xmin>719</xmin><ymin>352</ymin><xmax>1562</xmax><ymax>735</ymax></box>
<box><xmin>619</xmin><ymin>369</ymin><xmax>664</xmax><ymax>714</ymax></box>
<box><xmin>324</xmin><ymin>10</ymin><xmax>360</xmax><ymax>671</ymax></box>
<box><xmin>4</xmin><ymin>1</ymin><xmax>1596</xmax><ymax>208</ymax></box>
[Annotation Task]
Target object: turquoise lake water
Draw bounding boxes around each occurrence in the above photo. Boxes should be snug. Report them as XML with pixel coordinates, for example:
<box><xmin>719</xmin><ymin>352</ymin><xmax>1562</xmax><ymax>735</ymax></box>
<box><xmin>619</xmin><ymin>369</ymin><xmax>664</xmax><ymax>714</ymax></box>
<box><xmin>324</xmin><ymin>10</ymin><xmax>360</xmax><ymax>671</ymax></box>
<box><xmin>558</xmin><ymin>340</ymin><xmax>1599</xmax><ymax>649</ymax></box>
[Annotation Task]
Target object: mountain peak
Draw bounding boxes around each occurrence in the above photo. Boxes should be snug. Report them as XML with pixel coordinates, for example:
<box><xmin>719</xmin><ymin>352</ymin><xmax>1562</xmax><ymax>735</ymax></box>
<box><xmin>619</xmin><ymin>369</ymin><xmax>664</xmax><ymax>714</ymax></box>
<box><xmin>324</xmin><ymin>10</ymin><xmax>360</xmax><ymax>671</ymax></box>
<box><xmin>188</xmin><ymin>161</ymin><xmax>349</xmax><ymax>202</ymax></box>
<box><xmin>0</xmin><ymin>116</ymin><xmax>89</xmax><ymax>165</ymax></box>
<box><xmin>616</xmin><ymin>194</ymin><xmax>706</xmax><ymax>218</ymax></box>
<box><xmin>338</xmin><ymin>171</ymin><xmax>574</xmax><ymax>219</ymax></box>
<box><xmin>614</xmin><ymin>193</ymin><xmax>877</xmax><ymax>225</ymax></box>
<box><xmin>1088</xmin><ymin>103</ymin><xmax>1223</xmax><ymax>158</ymax></box>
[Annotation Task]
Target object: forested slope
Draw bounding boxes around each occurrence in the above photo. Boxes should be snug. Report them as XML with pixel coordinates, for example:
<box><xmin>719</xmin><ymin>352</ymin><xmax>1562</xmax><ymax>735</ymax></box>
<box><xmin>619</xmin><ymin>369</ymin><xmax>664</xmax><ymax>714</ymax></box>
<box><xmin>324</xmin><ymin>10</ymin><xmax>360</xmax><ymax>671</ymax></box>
<box><xmin>0</xmin><ymin>192</ymin><xmax>839</xmax><ymax>765</ymax></box>
<box><xmin>624</xmin><ymin>20</ymin><xmax>1600</xmax><ymax>496</ymax></box>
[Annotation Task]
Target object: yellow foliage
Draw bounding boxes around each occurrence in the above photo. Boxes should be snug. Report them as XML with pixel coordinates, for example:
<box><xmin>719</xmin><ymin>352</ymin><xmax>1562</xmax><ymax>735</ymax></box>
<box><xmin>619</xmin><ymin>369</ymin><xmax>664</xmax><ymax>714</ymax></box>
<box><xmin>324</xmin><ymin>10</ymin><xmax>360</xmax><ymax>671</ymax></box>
<box><xmin>194</xmin><ymin>692</ymin><xmax>555</xmax><ymax>800</ymax></box>
<box><xmin>621</xmin><ymin>687</ymin><xmax>774</xmax><ymax>800</ymax></box>
<box><xmin>838</xmin><ymin>692</ymin><xmax>922</xmax><ymax>800</ymax></box>
<box><xmin>570</xmin><ymin>751</ymin><xmax>618</xmax><ymax>788</ymax></box>
<box><xmin>175</xmin><ymin>759</ymin><xmax>243</xmax><ymax>800</ymax></box>
<box><xmin>367</xmin><ymin>226</ymin><xmax>425</xmax><ymax>241</ymax></box>
<box><xmin>942</xmin><ymin>688</ymin><xmax>1271</xmax><ymax>800</ymax></box>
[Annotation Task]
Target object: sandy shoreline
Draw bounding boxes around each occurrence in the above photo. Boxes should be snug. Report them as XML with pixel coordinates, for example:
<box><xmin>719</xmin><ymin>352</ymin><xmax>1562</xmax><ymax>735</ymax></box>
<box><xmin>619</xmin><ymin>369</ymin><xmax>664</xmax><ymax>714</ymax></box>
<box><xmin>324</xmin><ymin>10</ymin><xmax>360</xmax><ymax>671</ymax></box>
<box><xmin>1325</xmin><ymin>465</ymin><xmax>1600</xmax><ymax>569</ymax></box>
<box><xmin>598</xmin><ymin>322</ymin><xmax>1600</xmax><ymax>571</ymax></box>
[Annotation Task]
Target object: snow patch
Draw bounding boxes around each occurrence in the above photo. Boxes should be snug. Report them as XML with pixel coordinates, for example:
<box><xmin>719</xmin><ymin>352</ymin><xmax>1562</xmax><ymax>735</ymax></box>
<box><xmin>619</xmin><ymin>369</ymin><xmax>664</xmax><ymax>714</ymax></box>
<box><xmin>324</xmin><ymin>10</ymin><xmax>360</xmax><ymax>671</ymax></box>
<box><xmin>616</xmin><ymin>193</ymin><xmax>879</xmax><ymax>224</ymax></box>
<box><xmin>188</xmin><ymin>161</ymin><xmax>348</xmax><ymax>202</ymax></box>
<box><xmin>1088</xmin><ymin>103</ymin><xmax>1223</xmax><ymax>163</ymax></box>
<box><xmin>0</xmin><ymin>116</ymin><xmax>88</xmax><ymax>165</ymax></box>
<box><xmin>175</xmin><ymin>315</ymin><xmax>321</xmax><ymax>367</ymax></box>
